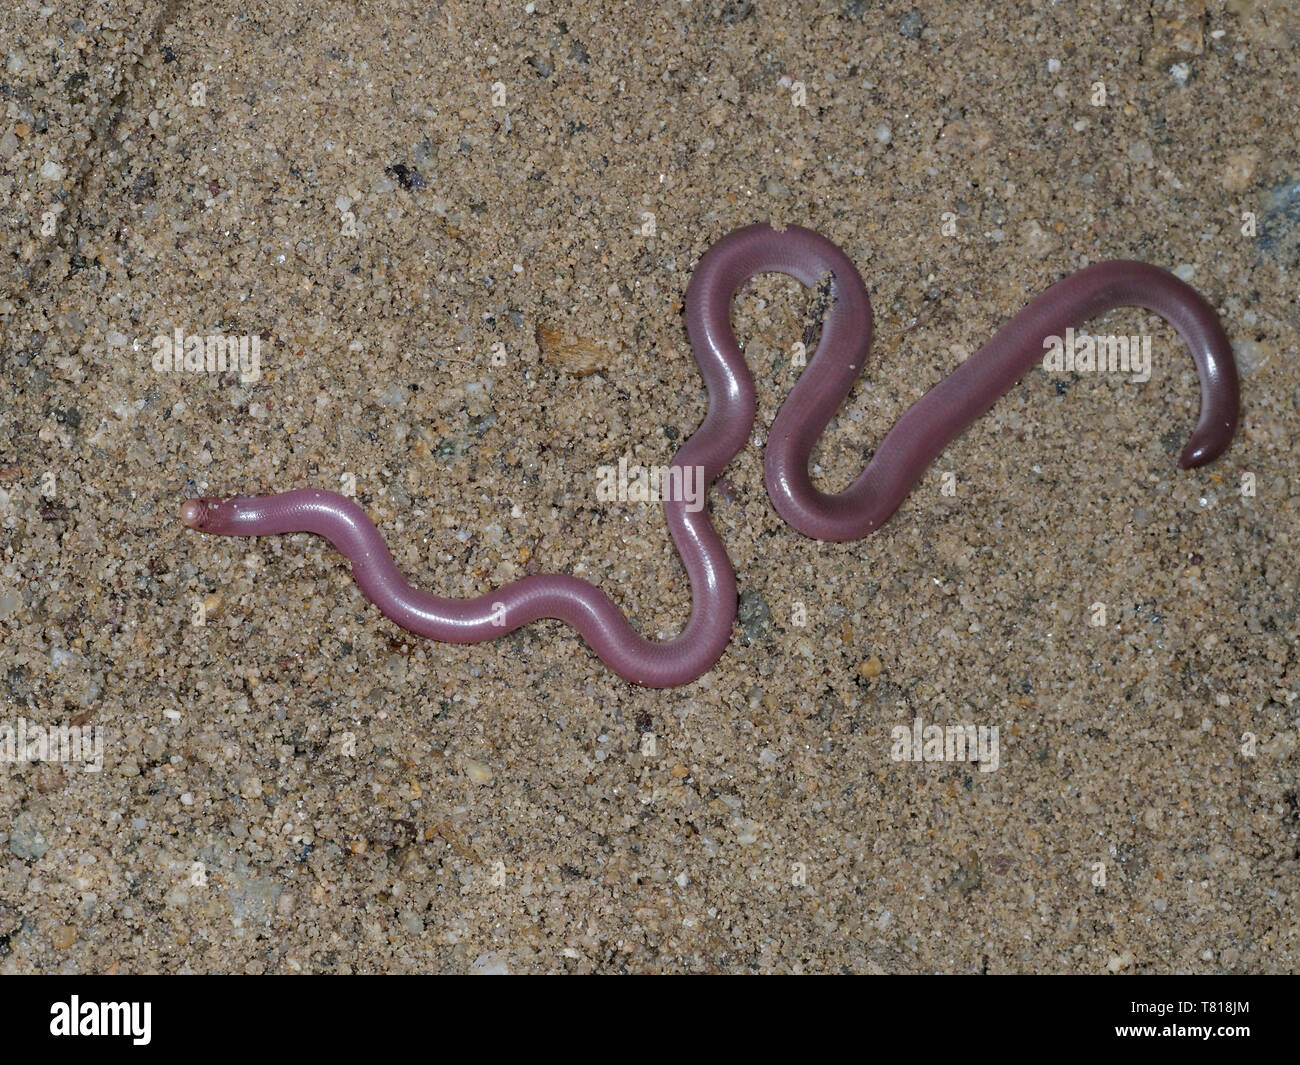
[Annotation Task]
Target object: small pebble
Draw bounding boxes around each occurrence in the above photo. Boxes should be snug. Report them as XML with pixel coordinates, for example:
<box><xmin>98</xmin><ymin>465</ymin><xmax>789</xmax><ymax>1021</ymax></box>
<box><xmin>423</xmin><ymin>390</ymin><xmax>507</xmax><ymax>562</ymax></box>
<box><xmin>469</xmin><ymin>952</ymin><xmax>509</xmax><ymax>974</ymax></box>
<box><xmin>464</xmin><ymin>758</ymin><xmax>494</xmax><ymax>784</ymax></box>
<box><xmin>1222</xmin><ymin>146</ymin><xmax>1262</xmax><ymax>192</ymax></box>
<box><xmin>10</xmin><ymin>811</ymin><xmax>50</xmax><ymax>860</ymax></box>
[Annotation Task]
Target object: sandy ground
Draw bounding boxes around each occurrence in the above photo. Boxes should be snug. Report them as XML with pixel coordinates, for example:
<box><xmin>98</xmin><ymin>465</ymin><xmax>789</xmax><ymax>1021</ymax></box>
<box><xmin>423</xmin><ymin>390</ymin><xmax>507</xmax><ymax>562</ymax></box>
<box><xmin>0</xmin><ymin>0</ymin><xmax>1296</xmax><ymax>973</ymax></box>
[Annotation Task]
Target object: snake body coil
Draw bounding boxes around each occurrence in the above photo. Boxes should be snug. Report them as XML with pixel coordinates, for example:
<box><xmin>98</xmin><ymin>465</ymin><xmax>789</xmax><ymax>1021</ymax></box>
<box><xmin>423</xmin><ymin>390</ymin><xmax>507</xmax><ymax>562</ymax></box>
<box><xmin>181</xmin><ymin>224</ymin><xmax>1240</xmax><ymax>687</ymax></box>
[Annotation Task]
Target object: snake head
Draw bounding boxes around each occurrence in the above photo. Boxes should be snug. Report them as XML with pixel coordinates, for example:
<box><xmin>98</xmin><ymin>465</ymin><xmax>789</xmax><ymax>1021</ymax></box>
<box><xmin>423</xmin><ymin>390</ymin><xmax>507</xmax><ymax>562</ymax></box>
<box><xmin>179</xmin><ymin>498</ymin><xmax>222</xmax><ymax>530</ymax></box>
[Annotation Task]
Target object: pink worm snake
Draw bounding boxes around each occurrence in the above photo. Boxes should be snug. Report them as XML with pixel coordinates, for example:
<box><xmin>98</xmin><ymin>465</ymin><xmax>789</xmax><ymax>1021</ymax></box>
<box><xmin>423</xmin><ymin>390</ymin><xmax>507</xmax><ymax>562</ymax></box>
<box><xmin>180</xmin><ymin>223</ymin><xmax>1239</xmax><ymax>688</ymax></box>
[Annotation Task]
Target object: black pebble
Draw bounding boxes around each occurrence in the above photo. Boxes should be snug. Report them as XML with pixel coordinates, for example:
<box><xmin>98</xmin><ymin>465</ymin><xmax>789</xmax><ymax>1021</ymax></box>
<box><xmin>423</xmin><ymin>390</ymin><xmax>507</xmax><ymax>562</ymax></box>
<box><xmin>385</xmin><ymin>163</ymin><xmax>425</xmax><ymax>190</ymax></box>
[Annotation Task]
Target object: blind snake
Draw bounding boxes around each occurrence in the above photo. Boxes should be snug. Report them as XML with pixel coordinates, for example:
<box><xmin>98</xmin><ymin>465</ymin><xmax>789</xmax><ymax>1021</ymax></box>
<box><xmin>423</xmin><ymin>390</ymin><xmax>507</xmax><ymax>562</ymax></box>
<box><xmin>180</xmin><ymin>223</ymin><xmax>1239</xmax><ymax>687</ymax></box>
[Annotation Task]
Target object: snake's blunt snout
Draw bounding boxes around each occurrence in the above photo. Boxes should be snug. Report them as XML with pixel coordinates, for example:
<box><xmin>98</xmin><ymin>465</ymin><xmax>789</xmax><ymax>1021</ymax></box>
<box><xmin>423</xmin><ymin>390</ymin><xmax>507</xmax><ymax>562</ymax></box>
<box><xmin>179</xmin><ymin>499</ymin><xmax>209</xmax><ymax>529</ymax></box>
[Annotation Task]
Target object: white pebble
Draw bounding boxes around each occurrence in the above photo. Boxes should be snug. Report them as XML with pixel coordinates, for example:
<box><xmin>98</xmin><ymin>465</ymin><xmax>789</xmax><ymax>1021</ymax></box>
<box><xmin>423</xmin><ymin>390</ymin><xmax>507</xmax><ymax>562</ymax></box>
<box><xmin>469</xmin><ymin>951</ymin><xmax>509</xmax><ymax>974</ymax></box>
<box><xmin>464</xmin><ymin>758</ymin><xmax>493</xmax><ymax>784</ymax></box>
